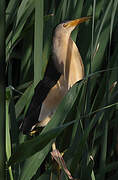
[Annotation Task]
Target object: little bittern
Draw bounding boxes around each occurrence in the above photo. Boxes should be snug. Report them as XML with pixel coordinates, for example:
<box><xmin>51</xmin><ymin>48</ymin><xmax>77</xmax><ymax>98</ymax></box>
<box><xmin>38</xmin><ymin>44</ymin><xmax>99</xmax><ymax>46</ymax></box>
<box><xmin>20</xmin><ymin>17</ymin><xmax>91</xmax><ymax>134</ymax></box>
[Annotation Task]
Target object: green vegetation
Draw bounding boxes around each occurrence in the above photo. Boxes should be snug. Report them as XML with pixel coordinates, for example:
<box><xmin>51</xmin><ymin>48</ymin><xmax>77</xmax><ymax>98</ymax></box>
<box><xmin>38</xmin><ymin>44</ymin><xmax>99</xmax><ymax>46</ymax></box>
<box><xmin>0</xmin><ymin>0</ymin><xmax>118</xmax><ymax>179</ymax></box>
<box><xmin>0</xmin><ymin>0</ymin><xmax>6</xmax><ymax>179</ymax></box>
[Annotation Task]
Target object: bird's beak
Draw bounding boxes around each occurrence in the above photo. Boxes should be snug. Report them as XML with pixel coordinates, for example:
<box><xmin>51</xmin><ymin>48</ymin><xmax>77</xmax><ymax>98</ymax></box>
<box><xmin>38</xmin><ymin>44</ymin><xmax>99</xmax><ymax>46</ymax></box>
<box><xmin>67</xmin><ymin>16</ymin><xmax>91</xmax><ymax>28</ymax></box>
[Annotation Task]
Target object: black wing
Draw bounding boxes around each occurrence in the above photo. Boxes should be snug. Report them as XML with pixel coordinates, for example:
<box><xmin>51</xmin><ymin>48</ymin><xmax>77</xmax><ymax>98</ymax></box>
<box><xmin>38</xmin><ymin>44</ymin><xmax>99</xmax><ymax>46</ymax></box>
<box><xmin>20</xmin><ymin>59</ymin><xmax>61</xmax><ymax>134</ymax></box>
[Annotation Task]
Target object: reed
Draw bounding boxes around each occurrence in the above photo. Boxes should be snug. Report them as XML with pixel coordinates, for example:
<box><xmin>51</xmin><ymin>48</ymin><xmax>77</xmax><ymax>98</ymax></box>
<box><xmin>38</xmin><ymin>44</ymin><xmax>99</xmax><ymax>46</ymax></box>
<box><xmin>2</xmin><ymin>0</ymin><xmax>118</xmax><ymax>179</ymax></box>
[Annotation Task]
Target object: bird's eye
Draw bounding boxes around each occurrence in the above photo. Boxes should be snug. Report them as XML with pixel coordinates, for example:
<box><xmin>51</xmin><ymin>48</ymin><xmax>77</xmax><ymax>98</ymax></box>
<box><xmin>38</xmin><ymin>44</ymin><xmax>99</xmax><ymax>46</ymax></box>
<box><xmin>63</xmin><ymin>23</ymin><xmax>68</xmax><ymax>27</ymax></box>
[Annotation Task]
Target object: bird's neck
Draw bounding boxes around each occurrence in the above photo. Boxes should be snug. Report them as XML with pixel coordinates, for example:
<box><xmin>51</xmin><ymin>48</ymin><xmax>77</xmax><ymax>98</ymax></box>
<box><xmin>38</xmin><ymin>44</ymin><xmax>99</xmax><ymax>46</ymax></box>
<box><xmin>65</xmin><ymin>38</ymin><xmax>84</xmax><ymax>88</ymax></box>
<box><xmin>52</xmin><ymin>33</ymin><xmax>71</xmax><ymax>73</ymax></box>
<box><xmin>53</xmin><ymin>34</ymin><xmax>84</xmax><ymax>89</ymax></box>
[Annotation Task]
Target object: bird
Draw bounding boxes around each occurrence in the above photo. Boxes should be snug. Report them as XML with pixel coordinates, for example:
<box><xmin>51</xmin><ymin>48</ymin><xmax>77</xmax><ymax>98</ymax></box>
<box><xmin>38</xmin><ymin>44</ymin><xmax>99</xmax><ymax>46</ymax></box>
<box><xmin>20</xmin><ymin>16</ymin><xmax>91</xmax><ymax>135</ymax></box>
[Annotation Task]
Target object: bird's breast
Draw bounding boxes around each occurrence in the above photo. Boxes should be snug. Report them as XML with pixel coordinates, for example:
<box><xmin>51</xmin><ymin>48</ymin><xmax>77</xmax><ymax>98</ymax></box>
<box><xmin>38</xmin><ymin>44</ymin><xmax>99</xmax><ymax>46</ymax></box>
<box><xmin>38</xmin><ymin>75</ymin><xmax>68</xmax><ymax>126</ymax></box>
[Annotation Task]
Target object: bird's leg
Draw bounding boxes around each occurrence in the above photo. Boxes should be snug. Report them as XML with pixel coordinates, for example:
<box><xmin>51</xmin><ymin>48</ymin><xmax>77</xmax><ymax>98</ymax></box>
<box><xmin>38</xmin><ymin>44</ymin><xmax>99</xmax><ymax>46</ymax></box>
<box><xmin>52</xmin><ymin>141</ymin><xmax>57</xmax><ymax>151</ymax></box>
<box><xmin>51</xmin><ymin>141</ymin><xmax>61</xmax><ymax>179</ymax></box>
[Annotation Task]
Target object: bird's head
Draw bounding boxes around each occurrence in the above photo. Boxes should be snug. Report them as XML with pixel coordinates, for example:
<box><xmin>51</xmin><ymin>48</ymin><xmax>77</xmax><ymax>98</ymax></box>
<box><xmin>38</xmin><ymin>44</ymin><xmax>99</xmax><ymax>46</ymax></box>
<box><xmin>55</xmin><ymin>16</ymin><xmax>91</xmax><ymax>36</ymax></box>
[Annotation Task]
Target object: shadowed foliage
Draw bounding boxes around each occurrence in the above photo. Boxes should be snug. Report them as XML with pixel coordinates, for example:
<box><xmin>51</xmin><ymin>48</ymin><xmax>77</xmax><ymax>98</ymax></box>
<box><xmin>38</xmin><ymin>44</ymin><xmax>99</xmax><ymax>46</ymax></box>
<box><xmin>1</xmin><ymin>0</ymin><xmax>118</xmax><ymax>179</ymax></box>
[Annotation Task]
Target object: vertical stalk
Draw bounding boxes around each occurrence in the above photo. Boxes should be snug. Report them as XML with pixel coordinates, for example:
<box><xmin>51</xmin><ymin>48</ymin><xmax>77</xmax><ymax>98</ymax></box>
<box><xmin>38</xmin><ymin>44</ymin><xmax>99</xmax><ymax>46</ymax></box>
<box><xmin>100</xmin><ymin>117</ymin><xmax>108</xmax><ymax>180</ymax></box>
<box><xmin>99</xmin><ymin>2</ymin><xmax>114</xmax><ymax>179</ymax></box>
<box><xmin>0</xmin><ymin>0</ymin><xmax>6</xmax><ymax>179</ymax></box>
<box><xmin>34</xmin><ymin>0</ymin><xmax>43</xmax><ymax>86</ymax></box>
